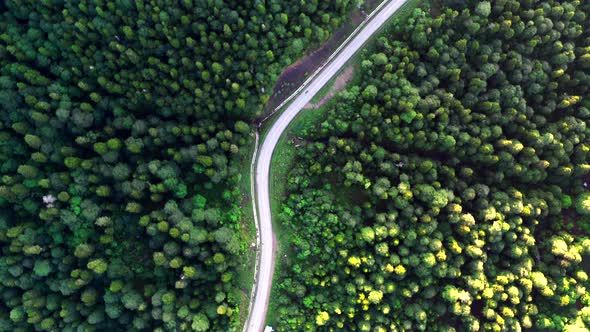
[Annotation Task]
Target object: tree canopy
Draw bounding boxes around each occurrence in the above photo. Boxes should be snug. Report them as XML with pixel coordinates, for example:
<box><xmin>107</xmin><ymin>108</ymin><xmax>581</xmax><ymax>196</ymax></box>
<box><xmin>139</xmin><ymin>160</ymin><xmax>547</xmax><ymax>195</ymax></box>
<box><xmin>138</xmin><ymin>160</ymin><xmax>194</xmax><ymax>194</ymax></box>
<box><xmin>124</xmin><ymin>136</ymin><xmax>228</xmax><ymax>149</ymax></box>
<box><xmin>0</xmin><ymin>0</ymin><xmax>356</xmax><ymax>330</ymax></box>
<box><xmin>273</xmin><ymin>0</ymin><xmax>590</xmax><ymax>330</ymax></box>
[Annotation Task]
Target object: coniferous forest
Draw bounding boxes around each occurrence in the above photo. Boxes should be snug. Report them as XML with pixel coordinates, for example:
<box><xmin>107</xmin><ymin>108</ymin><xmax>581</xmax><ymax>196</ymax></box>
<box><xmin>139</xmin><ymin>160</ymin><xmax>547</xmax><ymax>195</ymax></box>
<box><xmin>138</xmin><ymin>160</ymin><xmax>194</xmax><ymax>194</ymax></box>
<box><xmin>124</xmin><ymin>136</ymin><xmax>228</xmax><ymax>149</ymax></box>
<box><xmin>2</xmin><ymin>0</ymin><xmax>590</xmax><ymax>331</ymax></box>
<box><xmin>0</xmin><ymin>0</ymin><xmax>357</xmax><ymax>330</ymax></box>
<box><xmin>275</xmin><ymin>0</ymin><xmax>590</xmax><ymax>331</ymax></box>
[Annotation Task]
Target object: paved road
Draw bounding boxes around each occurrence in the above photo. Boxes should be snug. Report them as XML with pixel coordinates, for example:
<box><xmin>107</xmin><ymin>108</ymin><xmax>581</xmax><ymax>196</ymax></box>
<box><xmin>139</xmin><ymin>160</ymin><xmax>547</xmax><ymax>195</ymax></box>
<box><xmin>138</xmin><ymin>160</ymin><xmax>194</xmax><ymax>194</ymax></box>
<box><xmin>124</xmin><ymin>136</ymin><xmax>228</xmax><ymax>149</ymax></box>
<box><xmin>244</xmin><ymin>0</ymin><xmax>409</xmax><ymax>331</ymax></box>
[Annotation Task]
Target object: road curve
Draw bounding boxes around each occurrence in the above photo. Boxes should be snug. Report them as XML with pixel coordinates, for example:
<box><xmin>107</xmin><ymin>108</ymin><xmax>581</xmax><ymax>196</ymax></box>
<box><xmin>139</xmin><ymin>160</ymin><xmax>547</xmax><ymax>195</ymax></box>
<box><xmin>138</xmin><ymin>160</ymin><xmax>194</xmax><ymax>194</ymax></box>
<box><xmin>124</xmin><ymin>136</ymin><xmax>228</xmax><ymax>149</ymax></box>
<box><xmin>244</xmin><ymin>1</ymin><xmax>410</xmax><ymax>331</ymax></box>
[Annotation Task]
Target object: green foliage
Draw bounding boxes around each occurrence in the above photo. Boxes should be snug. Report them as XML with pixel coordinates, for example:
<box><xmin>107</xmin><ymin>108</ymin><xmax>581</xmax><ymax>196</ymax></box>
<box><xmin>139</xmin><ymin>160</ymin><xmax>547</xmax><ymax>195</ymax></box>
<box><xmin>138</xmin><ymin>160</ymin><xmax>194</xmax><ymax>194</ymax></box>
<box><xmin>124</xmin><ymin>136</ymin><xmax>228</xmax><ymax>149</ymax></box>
<box><xmin>475</xmin><ymin>1</ymin><xmax>491</xmax><ymax>17</ymax></box>
<box><xmin>576</xmin><ymin>193</ymin><xmax>590</xmax><ymax>216</ymax></box>
<box><xmin>0</xmin><ymin>0</ymin><xmax>356</xmax><ymax>330</ymax></box>
<box><xmin>24</xmin><ymin>134</ymin><xmax>42</xmax><ymax>149</ymax></box>
<box><xmin>400</xmin><ymin>110</ymin><xmax>417</xmax><ymax>123</ymax></box>
<box><xmin>87</xmin><ymin>259</ymin><xmax>108</xmax><ymax>274</ymax></box>
<box><xmin>193</xmin><ymin>194</ymin><xmax>207</xmax><ymax>209</ymax></box>
<box><xmin>563</xmin><ymin>195</ymin><xmax>573</xmax><ymax>208</ymax></box>
<box><xmin>191</xmin><ymin>313</ymin><xmax>210</xmax><ymax>332</ymax></box>
<box><xmin>33</xmin><ymin>260</ymin><xmax>52</xmax><ymax>277</ymax></box>
<box><xmin>234</xmin><ymin>121</ymin><xmax>250</xmax><ymax>134</ymax></box>
<box><xmin>273</xmin><ymin>1</ymin><xmax>590</xmax><ymax>331</ymax></box>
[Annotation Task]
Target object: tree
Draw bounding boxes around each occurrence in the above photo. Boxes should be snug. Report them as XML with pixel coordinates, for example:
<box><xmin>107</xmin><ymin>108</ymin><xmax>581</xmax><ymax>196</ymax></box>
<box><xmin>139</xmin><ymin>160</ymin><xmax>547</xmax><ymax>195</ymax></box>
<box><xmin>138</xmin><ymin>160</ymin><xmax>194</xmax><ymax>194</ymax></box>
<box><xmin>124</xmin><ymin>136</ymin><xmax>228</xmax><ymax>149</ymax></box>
<box><xmin>373</xmin><ymin>53</ymin><xmax>388</xmax><ymax>66</ymax></box>
<box><xmin>234</xmin><ymin>121</ymin><xmax>250</xmax><ymax>134</ymax></box>
<box><xmin>24</xmin><ymin>134</ymin><xmax>42</xmax><ymax>149</ymax></box>
<box><xmin>269</xmin><ymin>1</ymin><xmax>590</xmax><ymax>330</ymax></box>
<box><xmin>475</xmin><ymin>1</ymin><xmax>491</xmax><ymax>17</ymax></box>
<box><xmin>191</xmin><ymin>313</ymin><xmax>210</xmax><ymax>332</ymax></box>
<box><xmin>316</xmin><ymin>311</ymin><xmax>330</xmax><ymax>326</ymax></box>
<box><xmin>575</xmin><ymin>193</ymin><xmax>590</xmax><ymax>215</ymax></box>
<box><xmin>33</xmin><ymin>260</ymin><xmax>51</xmax><ymax>277</ymax></box>
<box><xmin>362</xmin><ymin>85</ymin><xmax>378</xmax><ymax>100</ymax></box>
<box><xmin>88</xmin><ymin>259</ymin><xmax>108</xmax><ymax>274</ymax></box>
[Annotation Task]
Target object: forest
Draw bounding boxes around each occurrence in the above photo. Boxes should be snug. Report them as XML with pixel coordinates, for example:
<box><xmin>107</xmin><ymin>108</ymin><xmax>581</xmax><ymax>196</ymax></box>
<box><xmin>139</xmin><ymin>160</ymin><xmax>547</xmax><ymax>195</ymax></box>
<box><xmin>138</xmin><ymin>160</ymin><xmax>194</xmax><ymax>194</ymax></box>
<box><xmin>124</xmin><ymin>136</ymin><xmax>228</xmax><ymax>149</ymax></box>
<box><xmin>0</xmin><ymin>0</ymin><xmax>358</xmax><ymax>330</ymax></box>
<box><xmin>274</xmin><ymin>0</ymin><xmax>590</xmax><ymax>331</ymax></box>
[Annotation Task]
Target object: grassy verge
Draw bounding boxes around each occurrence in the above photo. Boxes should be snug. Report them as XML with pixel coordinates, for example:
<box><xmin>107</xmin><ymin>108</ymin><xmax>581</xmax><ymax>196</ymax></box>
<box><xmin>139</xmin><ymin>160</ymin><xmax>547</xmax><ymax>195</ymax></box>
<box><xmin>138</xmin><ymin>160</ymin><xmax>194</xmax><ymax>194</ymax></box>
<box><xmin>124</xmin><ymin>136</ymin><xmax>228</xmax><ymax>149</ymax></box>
<box><xmin>233</xmin><ymin>136</ymin><xmax>257</xmax><ymax>328</ymax></box>
<box><xmin>259</xmin><ymin>0</ymin><xmax>424</xmax><ymax>137</ymax></box>
<box><xmin>261</xmin><ymin>19</ymin><xmax>356</xmax><ymax>115</ymax></box>
<box><xmin>309</xmin><ymin>76</ymin><xmax>336</xmax><ymax>104</ymax></box>
<box><xmin>265</xmin><ymin>102</ymin><xmax>335</xmax><ymax>326</ymax></box>
<box><xmin>307</xmin><ymin>65</ymin><xmax>352</xmax><ymax>105</ymax></box>
<box><xmin>394</xmin><ymin>0</ymin><xmax>425</xmax><ymax>20</ymax></box>
<box><xmin>264</xmin><ymin>0</ymin><xmax>427</xmax><ymax>327</ymax></box>
<box><xmin>263</xmin><ymin>133</ymin><xmax>296</xmax><ymax>327</ymax></box>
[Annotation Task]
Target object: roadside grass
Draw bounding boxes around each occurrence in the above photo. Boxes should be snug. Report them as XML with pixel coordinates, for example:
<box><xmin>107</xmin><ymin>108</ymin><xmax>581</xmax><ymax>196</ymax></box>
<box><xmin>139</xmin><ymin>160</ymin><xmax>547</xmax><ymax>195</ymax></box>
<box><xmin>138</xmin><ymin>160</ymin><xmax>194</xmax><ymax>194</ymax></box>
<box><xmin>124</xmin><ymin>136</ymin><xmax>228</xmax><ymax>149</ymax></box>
<box><xmin>263</xmin><ymin>133</ymin><xmax>296</xmax><ymax>327</ymax></box>
<box><xmin>394</xmin><ymin>0</ymin><xmax>425</xmax><ymax>21</ymax></box>
<box><xmin>265</xmin><ymin>100</ymin><xmax>335</xmax><ymax>326</ymax></box>
<box><xmin>263</xmin><ymin>0</ymin><xmax>427</xmax><ymax>327</ymax></box>
<box><xmin>309</xmin><ymin>75</ymin><xmax>336</xmax><ymax>104</ymax></box>
<box><xmin>348</xmin><ymin>0</ymin><xmax>425</xmax><ymax>69</ymax></box>
<box><xmin>258</xmin><ymin>0</ymin><xmax>425</xmax><ymax>140</ymax></box>
<box><xmin>269</xmin><ymin>98</ymin><xmax>337</xmax><ymax>218</ymax></box>
<box><xmin>260</xmin><ymin>3</ymin><xmax>373</xmax><ymax>116</ymax></box>
<box><xmin>307</xmin><ymin>65</ymin><xmax>354</xmax><ymax>105</ymax></box>
<box><xmin>233</xmin><ymin>136</ymin><xmax>258</xmax><ymax>328</ymax></box>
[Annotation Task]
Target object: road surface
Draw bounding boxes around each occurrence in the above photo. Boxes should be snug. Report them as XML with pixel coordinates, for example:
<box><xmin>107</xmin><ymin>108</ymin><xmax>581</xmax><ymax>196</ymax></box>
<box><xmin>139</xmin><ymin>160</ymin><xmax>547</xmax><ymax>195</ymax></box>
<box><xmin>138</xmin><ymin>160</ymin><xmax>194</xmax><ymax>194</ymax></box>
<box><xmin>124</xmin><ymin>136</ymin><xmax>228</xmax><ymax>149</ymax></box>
<box><xmin>243</xmin><ymin>0</ymin><xmax>410</xmax><ymax>331</ymax></box>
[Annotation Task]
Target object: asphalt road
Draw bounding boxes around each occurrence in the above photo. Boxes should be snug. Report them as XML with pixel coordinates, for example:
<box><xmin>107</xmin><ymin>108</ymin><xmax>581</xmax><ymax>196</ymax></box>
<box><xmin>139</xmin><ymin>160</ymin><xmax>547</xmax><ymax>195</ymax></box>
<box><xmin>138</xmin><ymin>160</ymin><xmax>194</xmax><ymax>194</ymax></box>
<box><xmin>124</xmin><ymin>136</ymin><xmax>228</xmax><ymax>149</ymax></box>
<box><xmin>243</xmin><ymin>1</ymin><xmax>410</xmax><ymax>331</ymax></box>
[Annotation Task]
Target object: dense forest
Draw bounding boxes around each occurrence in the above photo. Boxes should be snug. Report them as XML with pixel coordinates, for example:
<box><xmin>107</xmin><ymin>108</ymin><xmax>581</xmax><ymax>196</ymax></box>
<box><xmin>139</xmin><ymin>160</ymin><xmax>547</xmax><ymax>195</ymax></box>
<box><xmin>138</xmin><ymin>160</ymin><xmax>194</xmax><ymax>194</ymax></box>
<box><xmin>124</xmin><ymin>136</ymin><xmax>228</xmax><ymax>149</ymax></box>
<box><xmin>275</xmin><ymin>0</ymin><xmax>590</xmax><ymax>330</ymax></box>
<box><xmin>0</xmin><ymin>0</ymin><xmax>358</xmax><ymax>330</ymax></box>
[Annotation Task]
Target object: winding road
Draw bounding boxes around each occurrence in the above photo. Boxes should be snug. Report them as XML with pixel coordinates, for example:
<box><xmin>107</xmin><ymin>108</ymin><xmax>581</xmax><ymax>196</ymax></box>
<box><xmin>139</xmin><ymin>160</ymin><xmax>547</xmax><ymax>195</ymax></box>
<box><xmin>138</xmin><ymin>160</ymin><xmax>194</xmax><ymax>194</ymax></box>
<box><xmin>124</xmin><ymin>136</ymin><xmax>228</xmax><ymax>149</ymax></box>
<box><xmin>243</xmin><ymin>1</ymin><xmax>410</xmax><ymax>331</ymax></box>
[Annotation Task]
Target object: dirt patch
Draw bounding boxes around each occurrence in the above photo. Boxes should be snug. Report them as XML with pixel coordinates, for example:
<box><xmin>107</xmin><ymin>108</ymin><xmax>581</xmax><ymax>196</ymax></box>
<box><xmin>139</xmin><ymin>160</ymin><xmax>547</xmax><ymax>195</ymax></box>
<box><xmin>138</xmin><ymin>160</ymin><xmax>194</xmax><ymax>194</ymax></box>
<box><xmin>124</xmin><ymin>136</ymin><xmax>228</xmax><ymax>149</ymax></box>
<box><xmin>364</xmin><ymin>0</ymin><xmax>384</xmax><ymax>12</ymax></box>
<box><xmin>257</xmin><ymin>9</ymin><xmax>368</xmax><ymax>123</ymax></box>
<box><xmin>430</xmin><ymin>0</ymin><xmax>443</xmax><ymax>17</ymax></box>
<box><xmin>305</xmin><ymin>66</ymin><xmax>354</xmax><ymax>109</ymax></box>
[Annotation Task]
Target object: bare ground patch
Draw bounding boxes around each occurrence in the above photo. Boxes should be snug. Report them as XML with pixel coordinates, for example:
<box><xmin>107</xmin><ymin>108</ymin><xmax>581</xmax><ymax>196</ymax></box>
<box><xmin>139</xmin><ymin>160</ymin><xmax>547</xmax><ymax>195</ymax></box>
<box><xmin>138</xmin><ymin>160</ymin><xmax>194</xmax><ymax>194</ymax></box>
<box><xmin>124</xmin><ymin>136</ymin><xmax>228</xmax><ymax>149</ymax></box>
<box><xmin>257</xmin><ymin>10</ymin><xmax>367</xmax><ymax>122</ymax></box>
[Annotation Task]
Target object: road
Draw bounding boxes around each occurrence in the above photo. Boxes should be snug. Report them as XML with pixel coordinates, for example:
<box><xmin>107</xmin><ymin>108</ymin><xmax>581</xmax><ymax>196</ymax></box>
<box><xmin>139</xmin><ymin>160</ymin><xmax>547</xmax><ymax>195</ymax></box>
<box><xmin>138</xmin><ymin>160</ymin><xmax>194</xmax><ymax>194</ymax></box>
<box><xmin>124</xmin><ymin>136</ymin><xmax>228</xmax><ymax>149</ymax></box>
<box><xmin>243</xmin><ymin>0</ymin><xmax>410</xmax><ymax>331</ymax></box>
